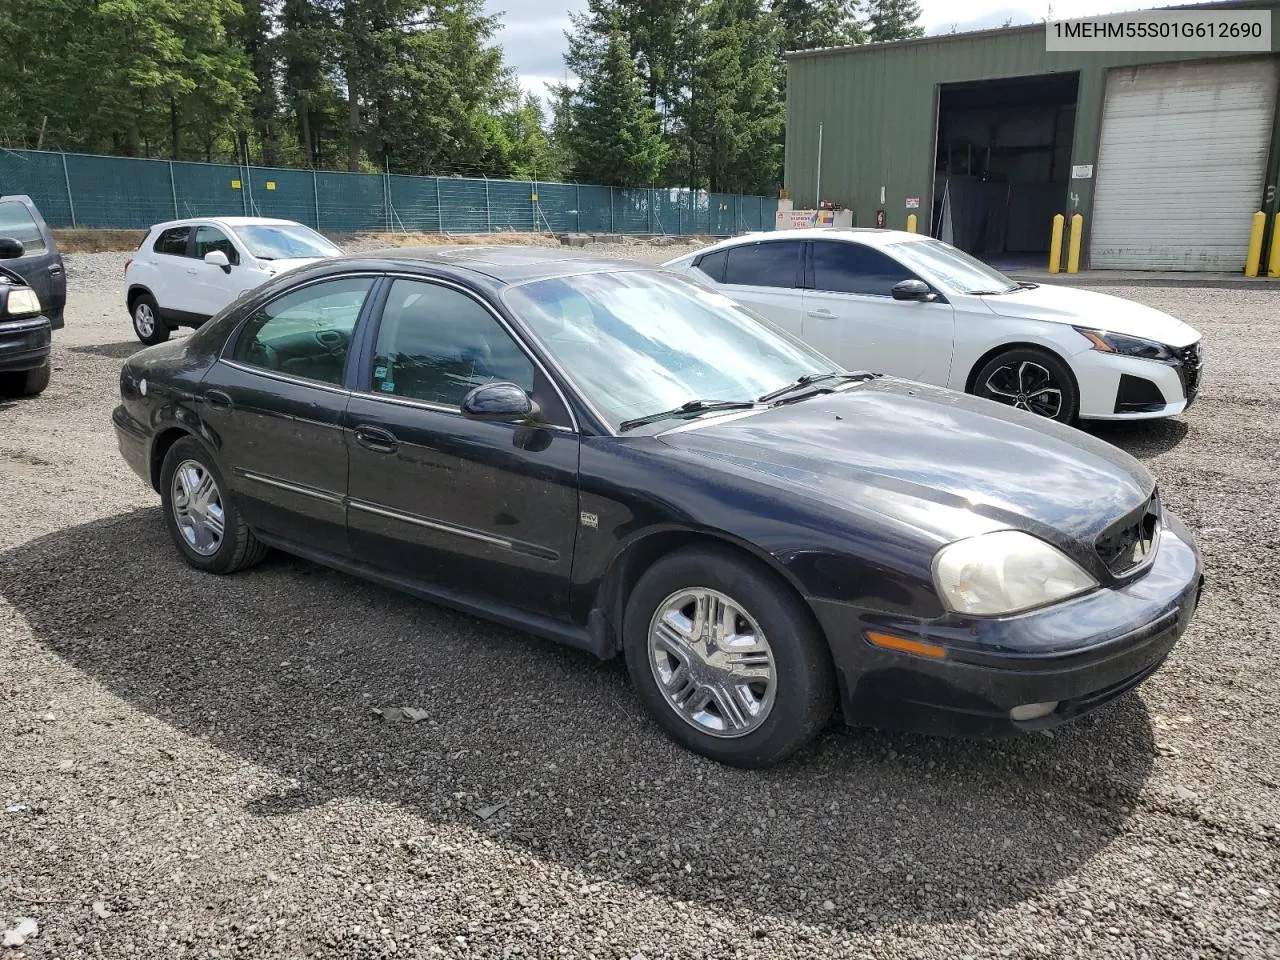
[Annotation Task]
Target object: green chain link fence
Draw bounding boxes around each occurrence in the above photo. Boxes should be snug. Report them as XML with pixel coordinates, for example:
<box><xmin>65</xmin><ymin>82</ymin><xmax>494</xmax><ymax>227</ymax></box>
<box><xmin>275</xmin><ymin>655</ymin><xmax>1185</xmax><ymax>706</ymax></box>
<box><xmin>0</xmin><ymin>149</ymin><xmax>778</xmax><ymax>236</ymax></box>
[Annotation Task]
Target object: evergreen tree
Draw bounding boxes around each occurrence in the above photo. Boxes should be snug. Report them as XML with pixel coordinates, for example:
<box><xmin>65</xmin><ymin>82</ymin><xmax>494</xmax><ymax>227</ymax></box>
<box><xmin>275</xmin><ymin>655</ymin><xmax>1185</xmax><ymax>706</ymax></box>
<box><xmin>0</xmin><ymin>0</ymin><xmax>253</xmax><ymax>159</ymax></box>
<box><xmin>680</xmin><ymin>0</ymin><xmax>782</xmax><ymax>193</ymax></box>
<box><xmin>864</xmin><ymin>0</ymin><xmax>924</xmax><ymax>42</ymax></box>
<box><xmin>772</xmin><ymin>0</ymin><xmax>863</xmax><ymax>51</ymax></box>
<box><xmin>564</xmin><ymin>0</ymin><xmax>692</xmax><ymax>123</ymax></box>
<box><xmin>568</xmin><ymin>20</ymin><xmax>668</xmax><ymax>186</ymax></box>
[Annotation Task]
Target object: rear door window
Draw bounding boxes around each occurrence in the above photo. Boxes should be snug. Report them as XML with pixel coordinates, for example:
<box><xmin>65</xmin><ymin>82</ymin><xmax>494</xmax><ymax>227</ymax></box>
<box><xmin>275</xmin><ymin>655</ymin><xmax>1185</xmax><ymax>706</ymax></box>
<box><xmin>811</xmin><ymin>241</ymin><xmax>915</xmax><ymax>297</ymax></box>
<box><xmin>0</xmin><ymin>200</ymin><xmax>47</xmax><ymax>255</ymax></box>
<box><xmin>232</xmin><ymin>277</ymin><xmax>374</xmax><ymax>385</ymax></box>
<box><xmin>153</xmin><ymin>226</ymin><xmax>192</xmax><ymax>257</ymax></box>
<box><xmin>723</xmin><ymin>241</ymin><xmax>803</xmax><ymax>288</ymax></box>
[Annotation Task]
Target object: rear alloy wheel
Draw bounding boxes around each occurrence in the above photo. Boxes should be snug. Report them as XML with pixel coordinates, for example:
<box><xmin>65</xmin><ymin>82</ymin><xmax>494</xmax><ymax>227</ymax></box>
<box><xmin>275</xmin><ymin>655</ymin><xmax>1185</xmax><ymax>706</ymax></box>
<box><xmin>973</xmin><ymin>348</ymin><xmax>1078</xmax><ymax>424</ymax></box>
<box><xmin>623</xmin><ymin>546</ymin><xmax>835</xmax><ymax>768</ymax></box>
<box><xmin>160</xmin><ymin>436</ymin><xmax>268</xmax><ymax>574</ymax></box>
<box><xmin>132</xmin><ymin>293</ymin><xmax>170</xmax><ymax>345</ymax></box>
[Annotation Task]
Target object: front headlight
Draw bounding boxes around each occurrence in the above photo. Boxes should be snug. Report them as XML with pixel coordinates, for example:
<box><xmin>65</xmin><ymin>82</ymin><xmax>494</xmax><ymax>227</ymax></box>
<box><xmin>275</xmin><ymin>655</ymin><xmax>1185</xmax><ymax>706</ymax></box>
<box><xmin>4</xmin><ymin>287</ymin><xmax>41</xmax><ymax>317</ymax></box>
<box><xmin>1075</xmin><ymin>327</ymin><xmax>1173</xmax><ymax>361</ymax></box>
<box><xmin>933</xmin><ymin>530</ymin><xmax>1097</xmax><ymax>616</ymax></box>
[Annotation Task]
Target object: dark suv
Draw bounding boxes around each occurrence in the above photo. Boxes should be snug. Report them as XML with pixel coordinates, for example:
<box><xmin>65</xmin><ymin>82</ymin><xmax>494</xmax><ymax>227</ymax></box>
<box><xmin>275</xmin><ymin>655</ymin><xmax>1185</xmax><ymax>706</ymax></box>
<box><xmin>0</xmin><ymin>195</ymin><xmax>65</xmax><ymax>396</ymax></box>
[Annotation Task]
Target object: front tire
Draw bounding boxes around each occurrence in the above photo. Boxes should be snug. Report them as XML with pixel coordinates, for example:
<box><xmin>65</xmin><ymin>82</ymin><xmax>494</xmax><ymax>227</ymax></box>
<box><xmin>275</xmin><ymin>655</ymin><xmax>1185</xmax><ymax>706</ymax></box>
<box><xmin>132</xmin><ymin>293</ymin><xmax>170</xmax><ymax>345</ymax></box>
<box><xmin>159</xmin><ymin>436</ymin><xmax>268</xmax><ymax>574</ymax></box>
<box><xmin>622</xmin><ymin>546</ymin><xmax>835</xmax><ymax>768</ymax></box>
<box><xmin>971</xmin><ymin>347</ymin><xmax>1079</xmax><ymax>424</ymax></box>
<box><xmin>0</xmin><ymin>360</ymin><xmax>50</xmax><ymax>397</ymax></box>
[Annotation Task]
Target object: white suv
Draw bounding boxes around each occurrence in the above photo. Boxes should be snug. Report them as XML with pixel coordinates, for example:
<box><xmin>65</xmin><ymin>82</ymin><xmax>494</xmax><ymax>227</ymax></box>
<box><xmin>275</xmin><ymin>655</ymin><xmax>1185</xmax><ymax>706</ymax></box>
<box><xmin>124</xmin><ymin>217</ymin><xmax>342</xmax><ymax>344</ymax></box>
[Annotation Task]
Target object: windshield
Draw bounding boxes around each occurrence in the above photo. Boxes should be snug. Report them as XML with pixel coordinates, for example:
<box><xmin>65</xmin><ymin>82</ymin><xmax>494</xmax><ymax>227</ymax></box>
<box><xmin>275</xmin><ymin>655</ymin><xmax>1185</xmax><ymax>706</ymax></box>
<box><xmin>233</xmin><ymin>224</ymin><xmax>341</xmax><ymax>260</ymax></box>
<box><xmin>504</xmin><ymin>271</ymin><xmax>836</xmax><ymax>429</ymax></box>
<box><xmin>887</xmin><ymin>238</ymin><xmax>1018</xmax><ymax>295</ymax></box>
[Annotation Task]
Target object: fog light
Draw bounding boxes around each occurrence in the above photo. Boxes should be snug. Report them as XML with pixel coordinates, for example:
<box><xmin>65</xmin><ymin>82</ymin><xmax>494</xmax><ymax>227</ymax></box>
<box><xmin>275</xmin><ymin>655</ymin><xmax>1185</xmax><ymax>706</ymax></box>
<box><xmin>1010</xmin><ymin>701</ymin><xmax>1059</xmax><ymax>721</ymax></box>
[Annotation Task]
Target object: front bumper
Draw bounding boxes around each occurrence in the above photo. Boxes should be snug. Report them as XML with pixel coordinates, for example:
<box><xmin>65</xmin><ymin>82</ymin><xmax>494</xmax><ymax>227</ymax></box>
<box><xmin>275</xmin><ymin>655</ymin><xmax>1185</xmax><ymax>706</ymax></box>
<box><xmin>1076</xmin><ymin>346</ymin><xmax>1202</xmax><ymax>421</ymax></box>
<box><xmin>811</xmin><ymin>512</ymin><xmax>1204</xmax><ymax>737</ymax></box>
<box><xmin>0</xmin><ymin>315</ymin><xmax>51</xmax><ymax>373</ymax></box>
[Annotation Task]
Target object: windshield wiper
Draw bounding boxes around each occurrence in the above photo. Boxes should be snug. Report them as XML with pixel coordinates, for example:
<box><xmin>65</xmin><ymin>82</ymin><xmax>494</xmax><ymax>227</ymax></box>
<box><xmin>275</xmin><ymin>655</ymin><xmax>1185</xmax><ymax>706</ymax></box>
<box><xmin>619</xmin><ymin>399</ymin><xmax>757</xmax><ymax>432</ymax></box>
<box><xmin>757</xmin><ymin>372</ymin><xmax>876</xmax><ymax>404</ymax></box>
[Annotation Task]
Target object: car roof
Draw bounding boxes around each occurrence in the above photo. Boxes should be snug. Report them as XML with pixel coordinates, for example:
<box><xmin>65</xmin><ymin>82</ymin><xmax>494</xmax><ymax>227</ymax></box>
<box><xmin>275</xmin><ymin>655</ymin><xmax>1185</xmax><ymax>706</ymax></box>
<box><xmin>680</xmin><ymin>228</ymin><xmax>923</xmax><ymax>258</ymax></box>
<box><xmin>350</xmin><ymin>245</ymin><xmax>654</xmax><ymax>284</ymax></box>
<box><xmin>148</xmin><ymin>216</ymin><xmax>303</xmax><ymax>231</ymax></box>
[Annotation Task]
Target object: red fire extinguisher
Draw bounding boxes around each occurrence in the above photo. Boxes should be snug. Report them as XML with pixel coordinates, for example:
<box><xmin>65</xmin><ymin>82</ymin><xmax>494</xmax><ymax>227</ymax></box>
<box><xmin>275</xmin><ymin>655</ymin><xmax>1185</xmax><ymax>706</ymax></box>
<box><xmin>875</xmin><ymin>209</ymin><xmax>886</xmax><ymax>229</ymax></box>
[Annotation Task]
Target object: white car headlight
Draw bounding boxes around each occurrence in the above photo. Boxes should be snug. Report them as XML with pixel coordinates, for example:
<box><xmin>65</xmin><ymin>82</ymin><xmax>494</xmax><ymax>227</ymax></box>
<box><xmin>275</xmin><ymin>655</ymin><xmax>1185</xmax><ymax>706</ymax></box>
<box><xmin>4</xmin><ymin>287</ymin><xmax>41</xmax><ymax>316</ymax></box>
<box><xmin>933</xmin><ymin>530</ymin><xmax>1097</xmax><ymax>616</ymax></box>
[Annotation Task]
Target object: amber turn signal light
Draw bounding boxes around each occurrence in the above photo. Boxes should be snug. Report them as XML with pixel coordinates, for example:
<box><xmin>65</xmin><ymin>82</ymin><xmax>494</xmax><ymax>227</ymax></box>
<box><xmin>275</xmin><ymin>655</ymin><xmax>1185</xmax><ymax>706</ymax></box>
<box><xmin>864</xmin><ymin>631</ymin><xmax>948</xmax><ymax>660</ymax></box>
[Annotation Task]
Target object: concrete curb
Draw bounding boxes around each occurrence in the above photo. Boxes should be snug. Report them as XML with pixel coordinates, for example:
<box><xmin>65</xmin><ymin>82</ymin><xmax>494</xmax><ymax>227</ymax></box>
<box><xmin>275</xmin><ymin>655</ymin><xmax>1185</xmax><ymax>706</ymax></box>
<box><xmin>1009</xmin><ymin>271</ymin><xmax>1277</xmax><ymax>290</ymax></box>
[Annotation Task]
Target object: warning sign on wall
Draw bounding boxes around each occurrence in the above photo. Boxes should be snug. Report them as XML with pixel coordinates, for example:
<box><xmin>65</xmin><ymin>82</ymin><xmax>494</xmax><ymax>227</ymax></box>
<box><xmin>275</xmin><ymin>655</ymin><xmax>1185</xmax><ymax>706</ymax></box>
<box><xmin>905</xmin><ymin>196</ymin><xmax>920</xmax><ymax>209</ymax></box>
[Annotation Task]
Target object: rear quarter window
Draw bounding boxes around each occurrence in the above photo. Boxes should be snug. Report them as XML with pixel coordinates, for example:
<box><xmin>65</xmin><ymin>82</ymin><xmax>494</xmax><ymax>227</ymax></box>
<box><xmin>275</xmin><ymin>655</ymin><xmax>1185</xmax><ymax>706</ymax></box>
<box><xmin>694</xmin><ymin>250</ymin><xmax>727</xmax><ymax>283</ymax></box>
<box><xmin>153</xmin><ymin>226</ymin><xmax>191</xmax><ymax>256</ymax></box>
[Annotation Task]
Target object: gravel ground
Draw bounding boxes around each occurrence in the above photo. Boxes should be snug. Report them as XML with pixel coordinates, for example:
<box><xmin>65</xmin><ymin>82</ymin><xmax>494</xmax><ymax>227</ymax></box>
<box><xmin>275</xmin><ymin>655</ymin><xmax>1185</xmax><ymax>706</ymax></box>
<box><xmin>2</xmin><ymin>248</ymin><xmax>1278</xmax><ymax>959</ymax></box>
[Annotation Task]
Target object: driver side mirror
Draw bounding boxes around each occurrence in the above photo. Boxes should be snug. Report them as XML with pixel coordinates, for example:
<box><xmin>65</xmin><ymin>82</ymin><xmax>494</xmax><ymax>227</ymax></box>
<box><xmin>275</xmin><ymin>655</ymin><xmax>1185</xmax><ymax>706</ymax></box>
<box><xmin>461</xmin><ymin>381</ymin><xmax>540</xmax><ymax>423</ymax></box>
<box><xmin>204</xmin><ymin>250</ymin><xmax>232</xmax><ymax>274</ymax></box>
<box><xmin>891</xmin><ymin>279</ymin><xmax>936</xmax><ymax>302</ymax></box>
<box><xmin>0</xmin><ymin>238</ymin><xmax>25</xmax><ymax>259</ymax></box>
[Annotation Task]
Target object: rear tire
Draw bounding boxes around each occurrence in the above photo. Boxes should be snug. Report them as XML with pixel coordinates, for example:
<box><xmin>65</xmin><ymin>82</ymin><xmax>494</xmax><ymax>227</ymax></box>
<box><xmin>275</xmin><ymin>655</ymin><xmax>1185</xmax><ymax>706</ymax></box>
<box><xmin>971</xmin><ymin>347</ymin><xmax>1079</xmax><ymax>424</ymax></box>
<box><xmin>159</xmin><ymin>436</ymin><xmax>268</xmax><ymax>574</ymax></box>
<box><xmin>0</xmin><ymin>360</ymin><xmax>50</xmax><ymax>397</ymax></box>
<box><xmin>622</xmin><ymin>546</ymin><xmax>835</xmax><ymax>768</ymax></box>
<box><xmin>132</xmin><ymin>293</ymin><xmax>170</xmax><ymax>345</ymax></box>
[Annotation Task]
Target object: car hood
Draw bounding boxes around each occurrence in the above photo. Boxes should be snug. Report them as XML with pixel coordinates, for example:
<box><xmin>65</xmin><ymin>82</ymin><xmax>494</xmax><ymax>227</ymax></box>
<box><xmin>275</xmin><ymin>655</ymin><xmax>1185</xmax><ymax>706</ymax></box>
<box><xmin>978</xmin><ymin>284</ymin><xmax>1200</xmax><ymax>346</ymax></box>
<box><xmin>658</xmin><ymin>379</ymin><xmax>1154</xmax><ymax>551</ymax></box>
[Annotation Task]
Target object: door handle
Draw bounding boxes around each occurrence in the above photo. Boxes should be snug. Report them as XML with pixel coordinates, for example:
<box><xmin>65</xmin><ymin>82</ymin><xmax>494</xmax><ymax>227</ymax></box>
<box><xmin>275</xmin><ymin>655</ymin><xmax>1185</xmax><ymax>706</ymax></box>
<box><xmin>47</xmin><ymin>263</ymin><xmax>63</xmax><ymax>275</ymax></box>
<box><xmin>807</xmin><ymin>309</ymin><xmax>837</xmax><ymax>319</ymax></box>
<box><xmin>203</xmin><ymin>389</ymin><xmax>233</xmax><ymax>410</ymax></box>
<box><xmin>354</xmin><ymin>425</ymin><xmax>398</xmax><ymax>454</ymax></box>
<box><xmin>186</xmin><ymin>268</ymin><xmax>198</xmax><ymax>276</ymax></box>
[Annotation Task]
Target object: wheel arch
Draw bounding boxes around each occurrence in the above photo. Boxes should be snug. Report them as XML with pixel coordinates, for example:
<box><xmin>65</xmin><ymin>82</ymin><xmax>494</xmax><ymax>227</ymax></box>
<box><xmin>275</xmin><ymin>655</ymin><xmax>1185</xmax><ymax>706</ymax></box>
<box><xmin>964</xmin><ymin>341</ymin><xmax>1080</xmax><ymax>397</ymax></box>
<box><xmin>127</xmin><ymin>284</ymin><xmax>154</xmax><ymax>311</ymax></box>
<box><xmin>149</xmin><ymin>425</ymin><xmax>195</xmax><ymax>492</ymax></box>
<box><xmin>592</xmin><ymin>526</ymin><xmax>822</xmax><ymax>658</ymax></box>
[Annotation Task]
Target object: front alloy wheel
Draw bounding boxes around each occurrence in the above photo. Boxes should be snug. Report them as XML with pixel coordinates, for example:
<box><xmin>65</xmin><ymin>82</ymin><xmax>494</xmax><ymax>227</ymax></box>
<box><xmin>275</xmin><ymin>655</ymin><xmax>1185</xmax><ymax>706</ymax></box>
<box><xmin>623</xmin><ymin>546</ymin><xmax>835</xmax><ymax>768</ymax></box>
<box><xmin>972</xmin><ymin>347</ymin><xmax>1079</xmax><ymax>424</ymax></box>
<box><xmin>648</xmin><ymin>588</ymin><xmax>777</xmax><ymax>738</ymax></box>
<box><xmin>984</xmin><ymin>361</ymin><xmax>1062</xmax><ymax>418</ymax></box>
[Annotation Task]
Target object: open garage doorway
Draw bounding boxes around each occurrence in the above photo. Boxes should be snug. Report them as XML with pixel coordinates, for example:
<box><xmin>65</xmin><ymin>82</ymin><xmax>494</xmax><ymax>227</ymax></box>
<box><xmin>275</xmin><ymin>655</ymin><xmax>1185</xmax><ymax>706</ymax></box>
<box><xmin>932</xmin><ymin>72</ymin><xmax>1078</xmax><ymax>270</ymax></box>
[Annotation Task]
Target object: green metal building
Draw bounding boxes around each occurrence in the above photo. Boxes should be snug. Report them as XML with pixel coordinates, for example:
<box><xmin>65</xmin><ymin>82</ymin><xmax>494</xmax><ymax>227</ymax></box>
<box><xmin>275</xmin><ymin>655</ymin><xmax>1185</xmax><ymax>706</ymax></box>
<box><xmin>782</xmin><ymin>1</ymin><xmax>1280</xmax><ymax>270</ymax></box>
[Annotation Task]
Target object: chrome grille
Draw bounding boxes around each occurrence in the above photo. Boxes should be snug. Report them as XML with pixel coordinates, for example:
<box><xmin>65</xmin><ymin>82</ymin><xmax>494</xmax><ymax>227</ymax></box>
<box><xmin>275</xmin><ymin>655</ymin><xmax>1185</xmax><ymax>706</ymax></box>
<box><xmin>1096</xmin><ymin>491</ymin><xmax>1161</xmax><ymax>576</ymax></box>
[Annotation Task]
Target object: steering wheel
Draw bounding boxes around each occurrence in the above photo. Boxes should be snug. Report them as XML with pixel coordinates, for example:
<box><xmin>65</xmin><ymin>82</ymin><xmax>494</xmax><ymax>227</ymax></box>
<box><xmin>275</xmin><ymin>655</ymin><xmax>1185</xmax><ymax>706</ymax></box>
<box><xmin>314</xmin><ymin>329</ymin><xmax>346</xmax><ymax>357</ymax></box>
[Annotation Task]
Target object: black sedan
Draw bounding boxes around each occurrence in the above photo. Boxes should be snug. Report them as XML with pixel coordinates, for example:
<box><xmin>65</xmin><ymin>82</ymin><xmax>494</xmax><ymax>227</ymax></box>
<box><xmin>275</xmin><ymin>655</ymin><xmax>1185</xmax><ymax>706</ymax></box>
<box><xmin>112</xmin><ymin>249</ymin><xmax>1204</xmax><ymax>767</ymax></box>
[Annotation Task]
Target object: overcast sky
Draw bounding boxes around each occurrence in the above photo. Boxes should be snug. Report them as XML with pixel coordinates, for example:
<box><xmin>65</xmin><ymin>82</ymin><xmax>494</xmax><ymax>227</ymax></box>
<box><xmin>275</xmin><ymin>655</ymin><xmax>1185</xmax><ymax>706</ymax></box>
<box><xmin>486</xmin><ymin>0</ymin><xmax>1145</xmax><ymax>98</ymax></box>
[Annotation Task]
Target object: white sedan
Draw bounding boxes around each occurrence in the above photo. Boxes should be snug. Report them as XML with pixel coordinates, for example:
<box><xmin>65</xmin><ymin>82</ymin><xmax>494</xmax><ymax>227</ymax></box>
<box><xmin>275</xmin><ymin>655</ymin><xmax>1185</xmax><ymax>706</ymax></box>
<box><xmin>664</xmin><ymin>229</ymin><xmax>1203</xmax><ymax>423</ymax></box>
<box><xmin>125</xmin><ymin>217</ymin><xmax>342</xmax><ymax>344</ymax></box>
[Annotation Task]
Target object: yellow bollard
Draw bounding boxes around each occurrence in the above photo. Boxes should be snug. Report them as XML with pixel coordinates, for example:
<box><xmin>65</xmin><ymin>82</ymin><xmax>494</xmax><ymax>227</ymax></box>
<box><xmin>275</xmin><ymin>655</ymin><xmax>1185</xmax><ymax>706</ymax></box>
<box><xmin>906</xmin><ymin>213</ymin><xmax>917</xmax><ymax>233</ymax></box>
<box><xmin>1269</xmin><ymin>213</ymin><xmax>1280</xmax><ymax>278</ymax></box>
<box><xmin>1245</xmin><ymin>210</ymin><xmax>1266</xmax><ymax>277</ymax></box>
<box><xmin>1049</xmin><ymin>213</ymin><xmax>1065</xmax><ymax>273</ymax></box>
<box><xmin>1066</xmin><ymin>213</ymin><xmax>1083</xmax><ymax>274</ymax></box>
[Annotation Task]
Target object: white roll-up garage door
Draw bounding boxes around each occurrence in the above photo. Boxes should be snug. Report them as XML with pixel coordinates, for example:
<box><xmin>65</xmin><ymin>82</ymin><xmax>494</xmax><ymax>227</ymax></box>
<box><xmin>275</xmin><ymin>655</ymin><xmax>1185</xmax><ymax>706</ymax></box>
<box><xmin>1091</xmin><ymin>58</ymin><xmax>1279</xmax><ymax>271</ymax></box>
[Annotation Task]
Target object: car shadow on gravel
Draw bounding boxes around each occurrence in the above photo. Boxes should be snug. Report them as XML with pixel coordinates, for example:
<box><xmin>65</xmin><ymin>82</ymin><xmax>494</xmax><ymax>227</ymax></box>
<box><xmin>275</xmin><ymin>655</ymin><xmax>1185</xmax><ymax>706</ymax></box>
<box><xmin>1</xmin><ymin>509</ymin><xmax>1157</xmax><ymax>932</ymax></box>
<box><xmin>65</xmin><ymin>341</ymin><xmax>146</xmax><ymax>361</ymax></box>
<box><xmin>1082</xmin><ymin>417</ymin><xmax>1189</xmax><ymax>459</ymax></box>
